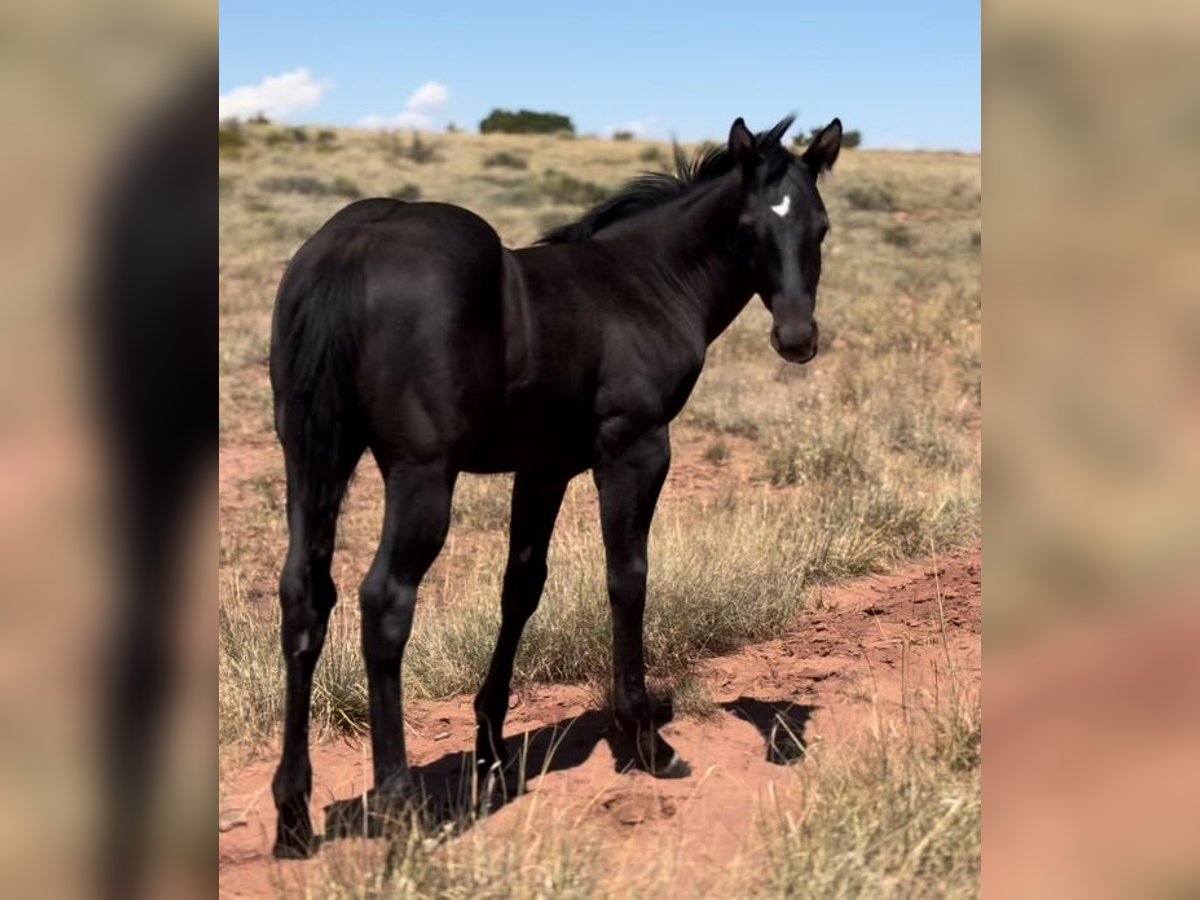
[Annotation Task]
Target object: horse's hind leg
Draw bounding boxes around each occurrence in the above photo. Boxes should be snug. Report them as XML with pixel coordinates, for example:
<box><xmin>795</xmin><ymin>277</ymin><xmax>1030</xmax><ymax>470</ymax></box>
<box><xmin>359</xmin><ymin>460</ymin><xmax>455</xmax><ymax>808</ymax></box>
<box><xmin>272</xmin><ymin>453</ymin><xmax>360</xmax><ymax>859</ymax></box>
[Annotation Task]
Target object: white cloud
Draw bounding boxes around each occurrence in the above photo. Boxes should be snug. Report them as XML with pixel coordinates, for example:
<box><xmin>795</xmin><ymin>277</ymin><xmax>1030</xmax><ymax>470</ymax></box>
<box><xmin>218</xmin><ymin>68</ymin><xmax>331</xmax><ymax>121</ymax></box>
<box><xmin>605</xmin><ymin>116</ymin><xmax>661</xmax><ymax>138</ymax></box>
<box><xmin>406</xmin><ymin>81</ymin><xmax>450</xmax><ymax>113</ymax></box>
<box><xmin>358</xmin><ymin>81</ymin><xmax>450</xmax><ymax>130</ymax></box>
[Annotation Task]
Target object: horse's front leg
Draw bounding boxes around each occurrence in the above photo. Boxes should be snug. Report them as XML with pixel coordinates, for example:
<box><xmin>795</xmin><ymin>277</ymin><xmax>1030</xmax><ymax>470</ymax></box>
<box><xmin>593</xmin><ymin>426</ymin><xmax>689</xmax><ymax>777</ymax></box>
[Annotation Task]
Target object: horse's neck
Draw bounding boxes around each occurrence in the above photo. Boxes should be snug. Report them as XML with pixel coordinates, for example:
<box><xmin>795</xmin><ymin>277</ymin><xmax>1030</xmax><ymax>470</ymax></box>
<box><xmin>615</xmin><ymin>177</ymin><xmax>755</xmax><ymax>344</ymax></box>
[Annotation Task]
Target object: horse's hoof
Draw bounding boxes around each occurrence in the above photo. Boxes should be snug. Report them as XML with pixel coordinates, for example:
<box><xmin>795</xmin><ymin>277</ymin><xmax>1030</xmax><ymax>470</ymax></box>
<box><xmin>647</xmin><ymin>751</ymin><xmax>691</xmax><ymax>779</ymax></box>
<box><xmin>369</xmin><ymin>779</ymin><xmax>416</xmax><ymax>810</ymax></box>
<box><xmin>273</xmin><ymin>804</ymin><xmax>316</xmax><ymax>859</ymax></box>
<box><xmin>272</xmin><ymin>839</ymin><xmax>315</xmax><ymax>860</ymax></box>
<box><xmin>272</xmin><ymin>826</ymin><xmax>316</xmax><ymax>860</ymax></box>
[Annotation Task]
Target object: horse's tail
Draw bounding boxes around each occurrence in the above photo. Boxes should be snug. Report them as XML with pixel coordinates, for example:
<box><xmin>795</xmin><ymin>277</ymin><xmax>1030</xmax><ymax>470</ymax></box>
<box><xmin>269</xmin><ymin>234</ymin><xmax>368</xmax><ymax>525</ymax></box>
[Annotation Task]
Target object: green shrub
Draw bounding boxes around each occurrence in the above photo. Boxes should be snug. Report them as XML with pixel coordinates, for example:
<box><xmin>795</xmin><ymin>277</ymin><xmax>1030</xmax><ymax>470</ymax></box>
<box><xmin>539</xmin><ymin>170</ymin><xmax>607</xmax><ymax>206</ymax></box>
<box><xmin>218</xmin><ymin>120</ymin><xmax>245</xmax><ymax>154</ymax></box>
<box><xmin>330</xmin><ymin>176</ymin><xmax>361</xmax><ymax>198</ymax></box>
<box><xmin>316</xmin><ymin>129</ymin><xmax>337</xmax><ymax>144</ymax></box>
<box><xmin>257</xmin><ymin>175</ymin><xmax>360</xmax><ymax>198</ymax></box>
<box><xmin>377</xmin><ymin>131</ymin><xmax>441</xmax><ymax>164</ymax></box>
<box><xmin>703</xmin><ymin>438</ymin><xmax>730</xmax><ymax>465</ymax></box>
<box><xmin>480</xmin><ymin>108</ymin><xmax>575</xmax><ymax>135</ymax></box>
<box><xmin>391</xmin><ymin>183</ymin><xmax>421</xmax><ymax>201</ymax></box>
<box><xmin>406</xmin><ymin>132</ymin><xmax>439</xmax><ymax>163</ymax></box>
<box><xmin>258</xmin><ymin>175</ymin><xmax>328</xmax><ymax>195</ymax></box>
<box><xmin>639</xmin><ymin>145</ymin><xmax>666</xmax><ymax>164</ymax></box>
<box><xmin>535</xmin><ymin>210</ymin><xmax>572</xmax><ymax>232</ymax></box>
<box><xmin>793</xmin><ymin>125</ymin><xmax>862</xmax><ymax>150</ymax></box>
<box><xmin>843</xmin><ymin>183</ymin><xmax>896</xmax><ymax>211</ymax></box>
<box><xmin>612</xmin><ymin>130</ymin><xmax>634</xmax><ymax>141</ymax></box>
<box><xmin>483</xmin><ymin>151</ymin><xmax>528</xmax><ymax>170</ymax></box>
<box><xmin>882</xmin><ymin>224</ymin><xmax>916</xmax><ymax>248</ymax></box>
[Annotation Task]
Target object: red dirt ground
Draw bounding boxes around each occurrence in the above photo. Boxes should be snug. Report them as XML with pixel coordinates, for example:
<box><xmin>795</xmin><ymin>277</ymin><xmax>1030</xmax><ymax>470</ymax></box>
<box><xmin>219</xmin><ymin>545</ymin><xmax>981</xmax><ymax>898</ymax></box>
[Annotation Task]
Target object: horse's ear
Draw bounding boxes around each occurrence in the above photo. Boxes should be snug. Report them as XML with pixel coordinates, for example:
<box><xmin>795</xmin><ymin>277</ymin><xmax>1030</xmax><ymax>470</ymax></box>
<box><xmin>803</xmin><ymin>118</ymin><xmax>843</xmax><ymax>177</ymax></box>
<box><xmin>728</xmin><ymin>117</ymin><xmax>756</xmax><ymax>167</ymax></box>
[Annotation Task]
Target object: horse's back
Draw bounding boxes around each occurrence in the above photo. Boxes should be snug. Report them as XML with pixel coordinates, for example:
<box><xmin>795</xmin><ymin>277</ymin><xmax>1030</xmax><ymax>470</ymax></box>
<box><xmin>309</xmin><ymin>200</ymin><xmax>510</xmax><ymax>466</ymax></box>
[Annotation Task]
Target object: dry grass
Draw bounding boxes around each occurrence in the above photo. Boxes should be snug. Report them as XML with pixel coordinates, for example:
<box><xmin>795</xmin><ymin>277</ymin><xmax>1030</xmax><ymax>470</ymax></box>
<box><xmin>283</xmin><ymin>800</ymin><xmax>600</xmax><ymax>899</ymax></box>
<box><xmin>760</xmin><ymin>715</ymin><xmax>981</xmax><ymax>898</ymax></box>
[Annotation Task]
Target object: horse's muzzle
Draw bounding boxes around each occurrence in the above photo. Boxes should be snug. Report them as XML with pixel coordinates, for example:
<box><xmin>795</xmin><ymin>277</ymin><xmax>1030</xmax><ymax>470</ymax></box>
<box><xmin>771</xmin><ymin>321</ymin><xmax>818</xmax><ymax>364</ymax></box>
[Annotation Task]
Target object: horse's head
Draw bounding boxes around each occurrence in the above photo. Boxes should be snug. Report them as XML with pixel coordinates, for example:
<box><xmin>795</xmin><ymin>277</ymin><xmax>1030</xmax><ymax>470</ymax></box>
<box><xmin>728</xmin><ymin>116</ymin><xmax>842</xmax><ymax>364</ymax></box>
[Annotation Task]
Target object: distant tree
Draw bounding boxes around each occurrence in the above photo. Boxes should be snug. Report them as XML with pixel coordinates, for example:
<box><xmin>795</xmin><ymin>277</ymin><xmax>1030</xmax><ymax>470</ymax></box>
<box><xmin>792</xmin><ymin>125</ymin><xmax>862</xmax><ymax>150</ymax></box>
<box><xmin>611</xmin><ymin>130</ymin><xmax>635</xmax><ymax>141</ymax></box>
<box><xmin>479</xmin><ymin>108</ymin><xmax>575</xmax><ymax>135</ymax></box>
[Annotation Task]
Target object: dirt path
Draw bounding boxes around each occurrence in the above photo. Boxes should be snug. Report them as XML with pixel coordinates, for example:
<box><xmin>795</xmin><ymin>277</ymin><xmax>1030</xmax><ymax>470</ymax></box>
<box><xmin>219</xmin><ymin>546</ymin><xmax>980</xmax><ymax>898</ymax></box>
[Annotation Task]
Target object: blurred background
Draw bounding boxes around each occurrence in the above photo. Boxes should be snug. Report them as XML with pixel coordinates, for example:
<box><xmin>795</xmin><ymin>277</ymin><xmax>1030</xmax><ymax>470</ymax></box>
<box><xmin>988</xmin><ymin>1</ymin><xmax>1200</xmax><ymax>896</ymax></box>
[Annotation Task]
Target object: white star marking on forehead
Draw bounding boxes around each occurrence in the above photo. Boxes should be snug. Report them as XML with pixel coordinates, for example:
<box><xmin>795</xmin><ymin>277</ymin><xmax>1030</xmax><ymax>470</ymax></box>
<box><xmin>770</xmin><ymin>194</ymin><xmax>791</xmax><ymax>218</ymax></box>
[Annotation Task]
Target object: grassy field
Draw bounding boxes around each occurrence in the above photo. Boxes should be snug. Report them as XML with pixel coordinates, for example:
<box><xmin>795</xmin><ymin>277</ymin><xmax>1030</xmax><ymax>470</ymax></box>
<box><xmin>219</xmin><ymin>123</ymin><xmax>980</xmax><ymax>896</ymax></box>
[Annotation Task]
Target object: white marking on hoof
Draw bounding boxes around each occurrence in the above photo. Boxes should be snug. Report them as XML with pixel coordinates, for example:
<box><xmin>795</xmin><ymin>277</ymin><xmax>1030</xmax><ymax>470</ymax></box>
<box><xmin>770</xmin><ymin>194</ymin><xmax>791</xmax><ymax>218</ymax></box>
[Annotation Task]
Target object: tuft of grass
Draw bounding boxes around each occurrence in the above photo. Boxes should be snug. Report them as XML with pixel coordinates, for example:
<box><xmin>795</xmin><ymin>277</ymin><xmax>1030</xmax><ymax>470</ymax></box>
<box><xmin>539</xmin><ymin>170</ymin><xmax>608</xmax><ymax>206</ymax></box>
<box><xmin>483</xmin><ymin>151</ymin><xmax>529</xmax><ymax>170</ymax></box>
<box><xmin>536</xmin><ymin>210</ymin><xmax>573</xmax><ymax>233</ymax></box>
<box><xmin>300</xmin><ymin>802</ymin><xmax>599</xmax><ymax>899</ymax></box>
<box><xmin>218</xmin><ymin>120</ymin><xmax>246</xmax><ymax>155</ymax></box>
<box><xmin>377</xmin><ymin>131</ymin><xmax>443</xmax><ymax>164</ymax></box>
<box><xmin>263</xmin><ymin>127</ymin><xmax>310</xmax><ymax>146</ymax></box>
<box><xmin>666</xmin><ymin>672</ymin><xmax>720</xmax><ymax>721</ymax></box>
<box><xmin>639</xmin><ymin>145</ymin><xmax>666</xmax><ymax>165</ymax></box>
<box><xmin>391</xmin><ymin>182</ymin><xmax>422</xmax><ymax>202</ymax></box>
<box><xmin>450</xmin><ymin>475</ymin><xmax>512</xmax><ymax>531</ymax></box>
<box><xmin>882</xmin><ymin>223</ymin><xmax>916</xmax><ymax>248</ymax></box>
<box><xmin>406</xmin><ymin>132</ymin><xmax>440</xmax><ymax>163</ymax></box>
<box><xmin>258</xmin><ymin>174</ymin><xmax>358</xmax><ymax>198</ymax></box>
<box><xmin>761</xmin><ymin>709</ymin><xmax>981</xmax><ymax>898</ymax></box>
<box><xmin>330</xmin><ymin>175</ymin><xmax>361</xmax><ymax>198</ymax></box>
<box><xmin>702</xmin><ymin>437</ymin><xmax>730</xmax><ymax>465</ymax></box>
<box><xmin>843</xmin><ymin>182</ymin><xmax>896</xmax><ymax>211</ymax></box>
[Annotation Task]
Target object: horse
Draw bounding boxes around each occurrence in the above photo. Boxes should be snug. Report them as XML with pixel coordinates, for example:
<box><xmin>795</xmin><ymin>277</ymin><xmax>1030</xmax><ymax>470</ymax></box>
<box><xmin>268</xmin><ymin>114</ymin><xmax>842</xmax><ymax>857</ymax></box>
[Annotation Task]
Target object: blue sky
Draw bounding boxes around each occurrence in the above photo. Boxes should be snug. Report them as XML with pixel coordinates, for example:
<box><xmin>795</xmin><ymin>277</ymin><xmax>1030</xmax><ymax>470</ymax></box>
<box><xmin>220</xmin><ymin>1</ymin><xmax>979</xmax><ymax>151</ymax></box>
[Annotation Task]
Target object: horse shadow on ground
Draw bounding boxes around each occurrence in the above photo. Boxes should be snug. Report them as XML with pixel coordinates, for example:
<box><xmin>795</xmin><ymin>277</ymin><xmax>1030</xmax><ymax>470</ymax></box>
<box><xmin>320</xmin><ymin>696</ymin><xmax>817</xmax><ymax>847</ymax></box>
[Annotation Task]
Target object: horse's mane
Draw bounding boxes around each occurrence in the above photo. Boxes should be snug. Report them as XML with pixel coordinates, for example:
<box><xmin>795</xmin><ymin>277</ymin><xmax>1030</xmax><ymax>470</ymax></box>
<box><xmin>536</xmin><ymin>115</ymin><xmax>795</xmax><ymax>245</ymax></box>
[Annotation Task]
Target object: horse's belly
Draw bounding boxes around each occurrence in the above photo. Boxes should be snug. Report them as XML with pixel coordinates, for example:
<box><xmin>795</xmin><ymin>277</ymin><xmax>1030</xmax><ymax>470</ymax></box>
<box><xmin>457</xmin><ymin>393</ymin><xmax>595</xmax><ymax>475</ymax></box>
